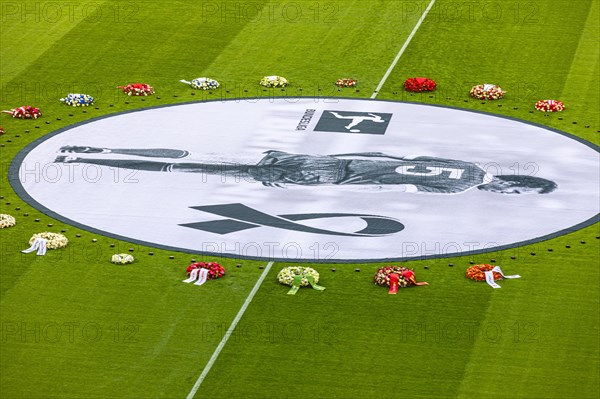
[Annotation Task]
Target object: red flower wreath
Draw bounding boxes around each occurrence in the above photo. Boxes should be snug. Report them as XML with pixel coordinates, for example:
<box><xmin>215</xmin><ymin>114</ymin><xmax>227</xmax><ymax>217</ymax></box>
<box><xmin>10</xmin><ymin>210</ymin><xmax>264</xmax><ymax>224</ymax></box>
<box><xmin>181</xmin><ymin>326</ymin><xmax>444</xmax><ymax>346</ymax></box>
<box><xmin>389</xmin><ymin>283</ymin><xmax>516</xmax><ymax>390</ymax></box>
<box><xmin>535</xmin><ymin>100</ymin><xmax>564</xmax><ymax>112</ymax></box>
<box><xmin>335</xmin><ymin>78</ymin><xmax>357</xmax><ymax>87</ymax></box>
<box><xmin>186</xmin><ymin>261</ymin><xmax>225</xmax><ymax>280</ymax></box>
<box><xmin>404</xmin><ymin>77</ymin><xmax>437</xmax><ymax>92</ymax></box>
<box><xmin>466</xmin><ymin>264</ymin><xmax>502</xmax><ymax>282</ymax></box>
<box><xmin>374</xmin><ymin>266</ymin><xmax>411</xmax><ymax>288</ymax></box>
<box><xmin>2</xmin><ymin>106</ymin><xmax>42</xmax><ymax>119</ymax></box>
<box><xmin>118</xmin><ymin>83</ymin><xmax>155</xmax><ymax>96</ymax></box>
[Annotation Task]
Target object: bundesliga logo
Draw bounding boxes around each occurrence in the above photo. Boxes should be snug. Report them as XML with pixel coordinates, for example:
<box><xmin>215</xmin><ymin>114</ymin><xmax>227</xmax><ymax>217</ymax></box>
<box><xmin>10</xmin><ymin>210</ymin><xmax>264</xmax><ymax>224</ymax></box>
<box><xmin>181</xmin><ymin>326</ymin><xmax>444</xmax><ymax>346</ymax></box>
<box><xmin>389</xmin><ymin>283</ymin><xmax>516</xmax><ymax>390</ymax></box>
<box><xmin>314</xmin><ymin>110</ymin><xmax>393</xmax><ymax>135</ymax></box>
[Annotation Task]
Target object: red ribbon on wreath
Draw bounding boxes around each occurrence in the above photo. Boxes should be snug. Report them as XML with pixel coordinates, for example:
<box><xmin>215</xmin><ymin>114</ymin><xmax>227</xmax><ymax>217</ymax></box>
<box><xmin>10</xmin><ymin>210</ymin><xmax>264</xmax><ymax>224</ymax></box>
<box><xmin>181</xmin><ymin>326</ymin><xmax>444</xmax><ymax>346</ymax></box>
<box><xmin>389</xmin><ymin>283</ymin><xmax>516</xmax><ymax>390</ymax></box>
<box><xmin>404</xmin><ymin>77</ymin><xmax>437</xmax><ymax>92</ymax></box>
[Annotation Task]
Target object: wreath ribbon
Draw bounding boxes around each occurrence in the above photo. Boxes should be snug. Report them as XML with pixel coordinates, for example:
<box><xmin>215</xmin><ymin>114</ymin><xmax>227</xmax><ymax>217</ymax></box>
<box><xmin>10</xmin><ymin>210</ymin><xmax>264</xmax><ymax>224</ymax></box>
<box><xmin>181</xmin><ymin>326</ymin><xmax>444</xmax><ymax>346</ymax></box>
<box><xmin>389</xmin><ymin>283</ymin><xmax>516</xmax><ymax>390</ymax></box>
<box><xmin>484</xmin><ymin>266</ymin><xmax>521</xmax><ymax>288</ymax></box>
<box><xmin>22</xmin><ymin>238</ymin><xmax>47</xmax><ymax>256</ymax></box>
<box><xmin>388</xmin><ymin>273</ymin><xmax>400</xmax><ymax>294</ymax></box>
<box><xmin>183</xmin><ymin>268</ymin><xmax>210</xmax><ymax>286</ymax></box>
<box><xmin>287</xmin><ymin>273</ymin><xmax>326</xmax><ymax>295</ymax></box>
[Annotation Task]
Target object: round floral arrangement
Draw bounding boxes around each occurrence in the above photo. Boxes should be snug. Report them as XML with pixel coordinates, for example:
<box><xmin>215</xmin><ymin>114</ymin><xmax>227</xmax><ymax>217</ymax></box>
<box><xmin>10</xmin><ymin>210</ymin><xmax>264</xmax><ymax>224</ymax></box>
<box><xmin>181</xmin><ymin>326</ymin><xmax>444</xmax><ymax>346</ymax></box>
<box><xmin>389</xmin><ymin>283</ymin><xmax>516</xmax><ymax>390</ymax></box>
<box><xmin>0</xmin><ymin>214</ymin><xmax>16</xmax><ymax>229</ymax></box>
<box><xmin>277</xmin><ymin>266</ymin><xmax>320</xmax><ymax>287</ymax></box>
<box><xmin>118</xmin><ymin>83</ymin><xmax>155</xmax><ymax>96</ymax></box>
<box><xmin>535</xmin><ymin>100</ymin><xmax>565</xmax><ymax>112</ymax></box>
<box><xmin>60</xmin><ymin>94</ymin><xmax>94</xmax><ymax>107</ymax></box>
<box><xmin>180</xmin><ymin>78</ymin><xmax>220</xmax><ymax>90</ymax></box>
<box><xmin>404</xmin><ymin>77</ymin><xmax>437</xmax><ymax>92</ymax></box>
<box><xmin>470</xmin><ymin>84</ymin><xmax>506</xmax><ymax>100</ymax></box>
<box><xmin>466</xmin><ymin>264</ymin><xmax>503</xmax><ymax>282</ymax></box>
<box><xmin>111</xmin><ymin>254</ymin><xmax>134</xmax><ymax>264</ymax></box>
<box><xmin>2</xmin><ymin>106</ymin><xmax>42</xmax><ymax>119</ymax></box>
<box><xmin>29</xmin><ymin>232</ymin><xmax>68</xmax><ymax>249</ymax></box>
<box><xmin>336</xmin><ymin>78</ymin><xmax>357</xmax><ymax>87</ymax></box>
<box><xmin>260</xmin><ymin>75</ymin><xmax>288</xmax><ymax>88</ymax></box>
<box><xmin>374</xmin><ymin>266</ymin><xmax>411</xmax><ymax>288</ymax></box>
<box><xmin>186</xmin><ymin>261</ymin><xmax>225</xmax><ymax>280</ymax></box>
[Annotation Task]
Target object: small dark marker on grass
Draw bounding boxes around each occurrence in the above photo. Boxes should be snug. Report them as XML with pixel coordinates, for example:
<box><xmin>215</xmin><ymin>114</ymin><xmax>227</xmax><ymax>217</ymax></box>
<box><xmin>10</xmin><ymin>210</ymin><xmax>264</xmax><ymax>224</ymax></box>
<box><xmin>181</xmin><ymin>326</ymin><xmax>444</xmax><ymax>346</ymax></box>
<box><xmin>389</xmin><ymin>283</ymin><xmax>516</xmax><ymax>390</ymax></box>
<box><xmin>490</xmin><ymin>258</ymin><xmax>496</xmax><ymax>263</ymax></box>
<box><xmin>236</xmin><ymin>264</ymin><xmax>242</xmax><ymax>268</ymax></box>
<box><xmin>61</xmin><ymin>229</ymin><xmax>66</xmax><ymax>233</ymax></box>
<box><xmin>76</xmin><ymin>234</ymin><xmax>81</xmax><ymax>237</ymax></box>
<box><xmin>45</xmin><ymin>121</ymin><xmax>50</xmax><ymax>124</ymax></box>
<box><xmin>191</xmin><ymin>259</ymin><xmax>196</xmax><ymax>262</ymax></box>
<box><xmin>530</xmin><ymin>252</ymin><xmax>536</xmax><ymax>256</ymax></box>
<box><xmin>566</xmin><ymin>245</ymin><xmax>571</xmax><ymax>248</ymax></box>
<box><xmin>169</xmin><ymin>256</ymin><xmax>174</xmax><ymax>259</ymax></box>
<box><xmin>548</xmin><ymin>248</ymin><xmax>553</xmax><ymax>252</ymax></box>
<box><xmin>35</xmin><ymin>218</ymin><xmax>40</xmax><ymax>222</ymax></box>
<box><xmin>47</xmin><ymin>224</ymin><xmax>53</xmax><ymax>227</ymax></box>
<box><xmin>355</xmin><ymin>268</ymin><xmax>360</xmax><ymax>272</ymax></box>
<box><xmin>511</xmin><ymin>256</ymin><xmax>516</xmax><ymax>259</ymax></box>
<box><xmin>92</xmin><ymin>239</ymin><xmax>97</xmax><ymax>243</ymax></box>
<box><xmin>448</xmin><ymin>263</ymin><xmax>453</xmax><ymax>267</ymax></box>
<box><xmin>331</xmin><ymin>268</ymin><xmax>336</xmax><ymax>272</ymax></box>
<box><xmin>15</xmin><ymin>207</ymin><xmax>20</xmax><ymax>210</ymax></box>
<box><xmin>259</xmin><ymin>266</ymin><xmax>264</xmax><ymax>269</ymax></box>
<box><xmin>24</xmin><ymin>213</ymin><xmax>28</xmax><ymax>216</ymax></box>
<box><xmin>128</xmin><ymin>248</ymin><xmax>134</xmax><ymax>252</ymax></box>
<box><xmin>110</xmin><ymin>244</ymin><xmax>115</xmax><ymax>247</ymax></box>
<box><xmin>469</xmin><ymin>261</ymin><xmax>474</xmax><ymax>264</ymax></box>
<box><xmin>25</xmin><ymin>129</ymin><xmax>30</xmax><ymax>132</ymax></box>
<box><xmin>149</xmin><ymin>252</ymin><xmax>154</xmax><ymax>256</ymax></box>
<box><xmin>424</xmin><ymin>266</ymin><xmax>429</xmax><ymax>270</ymax></box>
<box><xmin>580</xmin><ymin>240</ymin><xmax>586</xmax><ymax>244</ymax></box>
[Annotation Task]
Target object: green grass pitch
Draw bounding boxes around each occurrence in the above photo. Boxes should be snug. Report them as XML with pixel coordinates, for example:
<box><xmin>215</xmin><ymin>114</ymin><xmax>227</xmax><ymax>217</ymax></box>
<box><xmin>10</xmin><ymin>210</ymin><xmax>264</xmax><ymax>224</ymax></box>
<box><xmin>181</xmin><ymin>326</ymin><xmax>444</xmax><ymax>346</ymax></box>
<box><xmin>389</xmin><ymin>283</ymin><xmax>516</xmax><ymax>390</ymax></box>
<box><xmin>1</xmin><ymin>0</ymin><xmax>598</xmax><ymax>398</ymax></box>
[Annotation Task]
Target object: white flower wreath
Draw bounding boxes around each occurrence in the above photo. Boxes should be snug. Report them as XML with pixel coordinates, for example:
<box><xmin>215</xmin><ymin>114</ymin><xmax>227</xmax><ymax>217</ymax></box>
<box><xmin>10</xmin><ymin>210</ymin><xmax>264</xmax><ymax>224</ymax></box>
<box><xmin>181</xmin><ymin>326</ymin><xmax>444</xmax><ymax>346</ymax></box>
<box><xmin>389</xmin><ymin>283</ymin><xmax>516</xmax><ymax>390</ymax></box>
<box><xmin>0</xmin><ymin>214</ymin><xmax>16</xmax><ymax>229</ymax></box>
<box><xmin>111</xmin><ymin>254</ymin><xmax>134</xmax><ymax>264</ymax></box>
<box><xmin>277</xmin><ymin>266</ymin><xmax>320</xmax><ymax>287</ymax></box>
<box><xmin>260</xmin><ymin>75</ymin><xmax>288</xmax><ymax>88</ymax></box>
<box><xmin>180</xmin><ymin>78</ymin><xmax>220</xmax><ymax>90</ymax></box>
<box><xmin>29</xmin><ymin>232</ymin><xmax>68</xmax><ymax>249</ymax></box>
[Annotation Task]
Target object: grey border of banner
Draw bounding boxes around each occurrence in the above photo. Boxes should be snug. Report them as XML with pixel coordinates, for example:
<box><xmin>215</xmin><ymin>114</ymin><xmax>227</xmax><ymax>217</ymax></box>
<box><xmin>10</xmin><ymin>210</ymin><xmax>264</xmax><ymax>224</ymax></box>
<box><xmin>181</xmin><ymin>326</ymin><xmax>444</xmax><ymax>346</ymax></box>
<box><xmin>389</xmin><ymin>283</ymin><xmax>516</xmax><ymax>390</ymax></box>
<box><xmin>8</xmin><ymin>97</ymin><xmax>600</xmax><ymax>263</ymax></box>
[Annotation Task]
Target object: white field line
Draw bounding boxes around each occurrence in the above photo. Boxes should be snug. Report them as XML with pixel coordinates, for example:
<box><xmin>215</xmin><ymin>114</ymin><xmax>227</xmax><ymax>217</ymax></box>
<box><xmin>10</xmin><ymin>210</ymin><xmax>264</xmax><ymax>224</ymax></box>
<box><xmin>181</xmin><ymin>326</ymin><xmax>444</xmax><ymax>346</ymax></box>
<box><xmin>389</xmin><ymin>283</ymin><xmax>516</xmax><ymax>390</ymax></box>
<box><xmin>186</xmin><ymin>261</ymin><xmax>274</xmax><ymax>399</ymax></box>
<box><xmin>371</xmin><ymin>0</ymin><xmax>436</xmax><ymax>99</ymax></box>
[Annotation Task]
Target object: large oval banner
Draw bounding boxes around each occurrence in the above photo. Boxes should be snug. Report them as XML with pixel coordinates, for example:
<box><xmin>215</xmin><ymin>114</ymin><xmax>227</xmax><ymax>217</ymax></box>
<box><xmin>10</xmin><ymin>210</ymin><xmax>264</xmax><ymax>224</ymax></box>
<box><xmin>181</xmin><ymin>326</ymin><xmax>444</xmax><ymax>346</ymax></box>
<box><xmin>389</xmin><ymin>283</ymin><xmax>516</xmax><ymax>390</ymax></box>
<box><xmin>11</xmin><ymin>98</ymin><xmax>600</xmax><ymax>262</ymax></box>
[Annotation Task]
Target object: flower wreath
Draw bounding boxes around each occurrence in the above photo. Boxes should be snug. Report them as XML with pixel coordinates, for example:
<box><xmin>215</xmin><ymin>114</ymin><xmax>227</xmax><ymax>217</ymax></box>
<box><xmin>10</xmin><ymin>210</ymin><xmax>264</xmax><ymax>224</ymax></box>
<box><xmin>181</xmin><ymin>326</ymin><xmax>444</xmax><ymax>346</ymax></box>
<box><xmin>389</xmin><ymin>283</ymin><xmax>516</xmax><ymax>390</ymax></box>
<box><xmin>186</xmin><ymin>261</ymin><xmax>225</xmax><ymax>280</ymax></box>
<box><xmin>404</xmin><ymin>77</ymin><xmax>437</xmax><ymax>92</ymax></box>
<box><xmin>336</xmin><ymin>78</ymin><xmax>357</xmax><ymax>87</ymax></box>
<box><xmin>466</xmin><ymin>264</ymin><xmax>503</xmax><ymax>281</ymax></box>
<box><xmin>118</xmin><ymin>83</ymin><xmax>155</xmax><ymax>96</ymax></box>
<box><xmin>60</xmin><ymin>94</ymin><xmax>94</xmax><ymax>107</ymax></box>
<box><xmin>470</xmin><ymin>84</ymin><xmax>506</xmax><ymax>100</ymax></box>
<box><xmin>374</xmin><ymin>266</ymin><xmax>411</xmax><ymax>288</ymax></box>
<box><xmin>260</xmin><ymin>75</ymin><xmax>288</xmax><ymax>88</ymax></box>
<box><xmin>0</xmin><ymin>214</ymin><xmax>16</xmax><ymax>229</ymax></box>
<box><xmin>2</xmin><ymin>106</ymin><xmax>42</xmax><ymax>119</ymax></box>
<box><xmin>277</xmin><ymin>266</ymin><xmax>320</xmax><ymax>287</ymax></box>
<box><xmin>111</xmin><ymin>254</ymin><xmax>134</xmax><ymax>264</ymax></box>
<box><xmin>535</xmin><ymin>100</ymin><xmax>565</xmax><ymax>112</ymax></box>
<box><xmin>180</xmin><ymin>78</ymin><xmax>220</xmax><ymax>90</ymax></box>
<box><xmin>29</xmin><ymin>232</ymin><xmax>68</xmax><ymax>249</ymax></box>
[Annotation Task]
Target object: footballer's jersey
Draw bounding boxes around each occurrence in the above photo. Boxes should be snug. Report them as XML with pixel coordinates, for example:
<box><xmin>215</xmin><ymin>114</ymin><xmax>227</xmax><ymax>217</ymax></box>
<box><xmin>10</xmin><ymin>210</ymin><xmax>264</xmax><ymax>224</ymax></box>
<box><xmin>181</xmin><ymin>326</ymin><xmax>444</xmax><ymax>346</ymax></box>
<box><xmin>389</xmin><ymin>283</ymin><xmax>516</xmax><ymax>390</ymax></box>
<box><xmin>342</xmin><ymin>156</ymin><xmax>491</xmax><ymax>193</ymax></box>
<box><xmin>251</xmin><ymin>151</ymin><xmax>492</xmax><ymax>193</ymax></box>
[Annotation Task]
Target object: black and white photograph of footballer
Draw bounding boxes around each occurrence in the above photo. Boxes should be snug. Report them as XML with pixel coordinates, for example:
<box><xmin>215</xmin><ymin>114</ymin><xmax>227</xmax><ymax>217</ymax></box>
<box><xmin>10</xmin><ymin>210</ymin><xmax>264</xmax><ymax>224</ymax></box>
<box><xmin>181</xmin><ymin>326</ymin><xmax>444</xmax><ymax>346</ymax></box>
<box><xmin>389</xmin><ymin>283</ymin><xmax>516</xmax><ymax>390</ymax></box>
<box><xmin>55</xmin><ymin>146</ymin><xmax>557</xmax><ymax>194</ymax></box>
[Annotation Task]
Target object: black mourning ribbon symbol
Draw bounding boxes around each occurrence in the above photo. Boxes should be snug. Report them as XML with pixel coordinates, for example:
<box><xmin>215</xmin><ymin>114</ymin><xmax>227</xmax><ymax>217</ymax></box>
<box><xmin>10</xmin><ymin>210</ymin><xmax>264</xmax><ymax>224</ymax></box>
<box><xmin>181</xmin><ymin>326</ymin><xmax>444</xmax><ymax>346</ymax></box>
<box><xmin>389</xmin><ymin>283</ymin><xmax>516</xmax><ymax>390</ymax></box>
<box><xmin>180</xmin><ymin>203</ymin><xmax>404</xmax><ymax>237</ymax></box>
